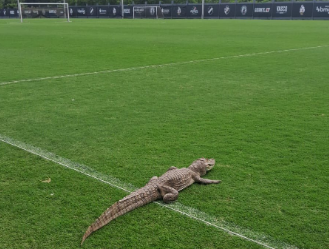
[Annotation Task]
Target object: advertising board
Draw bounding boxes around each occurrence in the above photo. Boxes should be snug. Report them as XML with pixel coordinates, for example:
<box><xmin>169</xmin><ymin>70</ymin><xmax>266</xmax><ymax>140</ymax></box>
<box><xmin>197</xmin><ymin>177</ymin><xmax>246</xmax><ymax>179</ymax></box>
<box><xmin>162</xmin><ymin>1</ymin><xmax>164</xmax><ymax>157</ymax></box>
<box><xmin>272</xmin><ymin>3</ymin><xmax>292</xmax><ymax>18</ymax></box>
<box><xmin>0</xmin><ymin>8</ymin><xmax>19</xmax><ymax>18</ymax></box>
<box><xmin>124</xmin><ymin>6</ymin><xmax>133</xmax><ymax>18</ymax></box>
<box><xmin>161</xmin><ymin>6</ymin><xmax>172</xmax><ymax>18</ymax></box>
<box><xmin>8</xmin><ymin>9</ymin><xmax>18</xmax><ymax>18</ymax></box>
<box><xmin>219</xmin><ymin>4</ymin><xmax>236</xmax><ymax>18</ymax></box>
<box><xmin>87</xmin><ymin>6</ymin><xmax>97</xmax><ymax>17</ymax></box>
<box><xmin>109</xmin><ymin>6</ymin><xmax>120</xmax><ymax>18</ymax></box>
<box><xmin>235</xmin><ymin>4</ymin><xmax>253</xmax><ymax>18</ymax></box>
<box><xmin>187</xmin><ymin>5</ymin><xmax>202</xmax><ymax>18</ymax></box>
<box><xmin>45</xmin><ymin>9</ymin><xmax>59</xmax><ymax>18</ymax></box>
<box><xmin>292</xmin><ymin>2</ymin><xmax>313</xmax><ymax>18</ymax></box>
<box><xmin>253</xmin><ymin>3</ymin><xmax>272</xmax><ymax>18</ymax></box>
<box><xmin>98</xmin><ymin>6</ymin><xmax>109</xmax><ymax>18</ymax></box>
<box><xmin>76</xmin><ymin>7</ymin><xmax>87</xmax><ymax>17</ymax></box>
<box><xmin>313</xmin><ymin>3</ymin><xmax>329</xmax><ymax>18</ymax></box>
<box><xmin>204</xmin><ymin>4</ymin><xmax>219</xmax><ymax>19</ymax></box>
<box><xmin>2</xmin><ymin>2</ymin><xmax>329</xmax><ymax>20</ymax></box>
<box><xmin>172</xmin><ymin>5</ymin><xmax>187</xmax><ymax>18</ymax></box>
<box><xmin>69</xmin><ymin>7</ymin><xmax>77</xmax><ymax>17</ymax></box>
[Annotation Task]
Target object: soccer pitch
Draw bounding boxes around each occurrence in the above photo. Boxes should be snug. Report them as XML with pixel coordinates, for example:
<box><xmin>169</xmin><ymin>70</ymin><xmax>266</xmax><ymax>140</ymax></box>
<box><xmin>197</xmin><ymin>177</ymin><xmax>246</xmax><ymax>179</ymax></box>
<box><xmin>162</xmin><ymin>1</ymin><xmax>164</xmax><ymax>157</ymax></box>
<box><xmin>0</xmin><ymin>19</ymin><xmax>328</xmax><ymax>249</ymax></box>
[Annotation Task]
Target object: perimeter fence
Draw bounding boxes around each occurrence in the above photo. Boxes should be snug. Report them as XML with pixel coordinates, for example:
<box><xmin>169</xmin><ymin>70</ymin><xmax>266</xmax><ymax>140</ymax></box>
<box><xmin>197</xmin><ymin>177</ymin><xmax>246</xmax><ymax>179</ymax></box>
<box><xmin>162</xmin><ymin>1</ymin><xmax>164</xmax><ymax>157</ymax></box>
<box><xmin>1</xmin><ymin>1</ymin><xmax>329</xmax><ymax>19</ymax></box>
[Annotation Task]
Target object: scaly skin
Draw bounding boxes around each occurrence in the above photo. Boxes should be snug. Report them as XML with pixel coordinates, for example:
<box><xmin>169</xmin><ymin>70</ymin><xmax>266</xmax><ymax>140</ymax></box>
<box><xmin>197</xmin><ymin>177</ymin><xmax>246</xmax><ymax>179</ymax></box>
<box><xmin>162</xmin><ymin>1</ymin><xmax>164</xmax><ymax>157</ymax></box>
<box><xmin>81</xmin><ymin>158</ymin><xmax>221</xmax><ymax>245</ymax></box>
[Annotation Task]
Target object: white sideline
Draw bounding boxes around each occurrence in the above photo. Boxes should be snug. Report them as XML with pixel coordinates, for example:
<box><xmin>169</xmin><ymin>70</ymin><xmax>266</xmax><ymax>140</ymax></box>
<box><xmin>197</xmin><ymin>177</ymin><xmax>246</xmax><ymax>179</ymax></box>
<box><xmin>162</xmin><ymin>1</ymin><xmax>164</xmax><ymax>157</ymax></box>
<box><xmin>0</xmin><ymin>134</ymin><xmax>297</xmax><ymax>249</ymax></box>
<box><xmin>0</xmin><ymin>45</ymin><xmax>327</xmax><ymax>86</ymax></box>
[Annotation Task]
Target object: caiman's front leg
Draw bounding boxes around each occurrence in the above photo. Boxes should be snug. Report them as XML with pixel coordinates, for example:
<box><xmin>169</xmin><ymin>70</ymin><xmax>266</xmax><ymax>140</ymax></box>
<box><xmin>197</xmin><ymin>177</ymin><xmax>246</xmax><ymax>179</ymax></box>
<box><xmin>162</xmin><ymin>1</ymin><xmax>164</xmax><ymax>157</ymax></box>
<box><xmin>157</xmin><ymin>185</ymin><xmax>179</xmax><ymax>203</ymax></box>
<box><xmin>193</xmin><ymin>175</ymin><xmax>221</xmax><ymax>184</ymax></box>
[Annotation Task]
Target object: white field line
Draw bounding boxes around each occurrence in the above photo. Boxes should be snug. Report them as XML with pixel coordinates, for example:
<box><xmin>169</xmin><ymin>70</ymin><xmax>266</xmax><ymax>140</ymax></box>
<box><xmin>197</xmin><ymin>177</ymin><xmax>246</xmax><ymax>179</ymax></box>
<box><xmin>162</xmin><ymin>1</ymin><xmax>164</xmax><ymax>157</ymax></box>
<box><xmin>0</xmin><ymin>45</ymin><xmax>327</xmax><ymax>86</ymax></box>
<box><xmin>0</xmin><ymin>134</ymin><xmax>298</xmax><ymax>249</ymax></box>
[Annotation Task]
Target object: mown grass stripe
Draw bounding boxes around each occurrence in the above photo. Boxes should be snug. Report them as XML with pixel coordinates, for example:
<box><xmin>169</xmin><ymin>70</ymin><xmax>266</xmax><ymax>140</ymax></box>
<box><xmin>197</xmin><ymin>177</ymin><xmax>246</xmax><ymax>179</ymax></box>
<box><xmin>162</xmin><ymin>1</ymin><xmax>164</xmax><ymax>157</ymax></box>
<box><xmin>0</xmin><ymin>45</ymin><xmax>327</xmax><ymax>86</ymax></box>
<box><xmin>0</xmin><ymin>134</ymin><xmax>297</xmax><ymax>249</ymax></box>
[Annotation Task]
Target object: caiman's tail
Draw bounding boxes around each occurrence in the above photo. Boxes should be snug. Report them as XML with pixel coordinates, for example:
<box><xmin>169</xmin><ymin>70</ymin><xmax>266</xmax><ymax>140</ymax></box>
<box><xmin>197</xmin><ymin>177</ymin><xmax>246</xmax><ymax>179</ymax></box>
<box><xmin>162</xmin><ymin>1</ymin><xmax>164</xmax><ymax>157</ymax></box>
<box><xmin>81</xmin><ymin>186</ymin><xmax>159</xmax><ymax>245</ymax></box>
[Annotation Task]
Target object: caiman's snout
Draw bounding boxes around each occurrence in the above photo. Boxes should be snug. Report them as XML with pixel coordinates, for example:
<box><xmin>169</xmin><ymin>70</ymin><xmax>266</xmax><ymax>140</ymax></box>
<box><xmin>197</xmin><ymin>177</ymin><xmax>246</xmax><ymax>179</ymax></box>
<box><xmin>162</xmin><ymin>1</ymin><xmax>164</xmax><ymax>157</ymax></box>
<box><xmin>206</xmin><ymin>158</ymin><xmax>215</xmax><ymax>171</ymax></box>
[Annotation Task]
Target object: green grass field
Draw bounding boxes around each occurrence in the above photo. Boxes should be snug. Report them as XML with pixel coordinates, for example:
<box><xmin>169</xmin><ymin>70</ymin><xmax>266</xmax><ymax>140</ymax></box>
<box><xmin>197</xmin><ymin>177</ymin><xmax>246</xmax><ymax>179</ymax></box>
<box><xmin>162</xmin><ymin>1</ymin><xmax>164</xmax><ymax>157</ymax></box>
<box><xmin>0</xmin><ymin>19</ymin><xmax>328</xmax><ymax>249</ymax></box>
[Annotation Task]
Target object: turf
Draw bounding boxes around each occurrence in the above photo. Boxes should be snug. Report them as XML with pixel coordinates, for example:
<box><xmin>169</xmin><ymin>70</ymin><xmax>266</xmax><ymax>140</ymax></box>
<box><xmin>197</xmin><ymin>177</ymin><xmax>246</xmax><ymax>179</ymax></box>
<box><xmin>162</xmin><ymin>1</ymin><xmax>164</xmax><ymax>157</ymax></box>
<box><xmin>0</xmin><ymin>19</ymin><xmax>329</xmax><ymax>249</ymax></box>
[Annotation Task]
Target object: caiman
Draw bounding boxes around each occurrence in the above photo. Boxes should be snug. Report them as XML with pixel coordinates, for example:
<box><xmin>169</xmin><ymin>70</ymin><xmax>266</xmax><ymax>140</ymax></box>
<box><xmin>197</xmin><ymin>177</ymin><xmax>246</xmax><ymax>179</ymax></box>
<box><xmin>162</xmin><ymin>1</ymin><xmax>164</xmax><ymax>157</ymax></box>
<box><xmin>81</xmin><ymin>158</ymin><xmax>221</xmax><ymax>245</ymax></box>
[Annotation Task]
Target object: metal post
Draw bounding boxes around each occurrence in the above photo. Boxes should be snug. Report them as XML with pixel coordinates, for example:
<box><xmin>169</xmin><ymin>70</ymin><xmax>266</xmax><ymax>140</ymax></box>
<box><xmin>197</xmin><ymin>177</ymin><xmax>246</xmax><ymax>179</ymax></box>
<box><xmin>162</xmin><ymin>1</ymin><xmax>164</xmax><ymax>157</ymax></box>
<box><xmin>17</xmin><ymin>0</ymin><xmax>23</xmax><ymax>23</ymax></box>
<box><xmin>201</xmin><ymin>0</ymin><xmax>204</xmax><ymax>19</ymax></box>
<box><xmin>121</xmin><ymin>0</ymin><xmax>124</xmax><ymax>18</ymax></box>
<box><xmin>66</xmin><ymin>3</ymin><xmax>70</xmax><ymax>22</ymax></box>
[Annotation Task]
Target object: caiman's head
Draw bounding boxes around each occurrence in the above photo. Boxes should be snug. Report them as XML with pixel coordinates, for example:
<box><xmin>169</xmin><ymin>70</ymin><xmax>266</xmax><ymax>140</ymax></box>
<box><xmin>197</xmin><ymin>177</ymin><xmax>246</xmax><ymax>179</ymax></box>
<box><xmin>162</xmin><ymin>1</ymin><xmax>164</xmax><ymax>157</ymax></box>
<box><xmin>188</xmin><ymin>158</ymin><xmax>215</xmax><ymax>176</ymax></box>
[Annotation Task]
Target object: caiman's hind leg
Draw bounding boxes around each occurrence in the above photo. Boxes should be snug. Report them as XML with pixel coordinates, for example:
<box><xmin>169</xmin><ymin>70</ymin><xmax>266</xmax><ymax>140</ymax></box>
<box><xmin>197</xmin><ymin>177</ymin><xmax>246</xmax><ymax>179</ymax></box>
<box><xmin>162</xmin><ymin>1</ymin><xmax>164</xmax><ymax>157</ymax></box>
<box><xmin>157</xmin><ymin>185</ymin><xmax>179</xmax><ymax>203</ymax></box>
<box><xmin>193</xmin><ymin>175</ymin><xmax>221</xmax><ymax>184</ymax></box>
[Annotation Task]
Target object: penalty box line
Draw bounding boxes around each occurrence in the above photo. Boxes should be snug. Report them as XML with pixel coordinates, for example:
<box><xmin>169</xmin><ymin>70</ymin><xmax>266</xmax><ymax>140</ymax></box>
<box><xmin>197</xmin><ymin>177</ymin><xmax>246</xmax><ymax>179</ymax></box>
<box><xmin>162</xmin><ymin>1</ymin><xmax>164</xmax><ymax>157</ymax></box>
<box><xmin>0</xmin><ymin>45</ymin><xmax>328</xmax><ymax>86</ymax></box>
<box><xmin>0</xmin><ymin>134</ymin><xmax>297</xmax><ymax>249</ymax></box>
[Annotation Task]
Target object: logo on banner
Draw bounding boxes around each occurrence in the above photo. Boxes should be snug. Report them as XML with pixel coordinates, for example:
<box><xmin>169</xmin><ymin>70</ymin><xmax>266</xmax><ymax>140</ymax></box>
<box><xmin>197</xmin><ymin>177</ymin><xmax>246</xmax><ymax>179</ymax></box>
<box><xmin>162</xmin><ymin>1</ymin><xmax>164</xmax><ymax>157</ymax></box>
<box><xmin>224</xmin><ymin>5</ymin><xmax>230</xmax><ymax>15</ymax></box>
<box><xmin>241</xmin><ymin>5</ymin><xmax>247</xmax><ymax>15</ymax></box>
<box><xmin>150</xmin><ymin>7</ymin><xmax>155</xmax><ymax>16</ymax></box>
<box><xmin>276</xmin><ymin>6</ymin><xmax>288</xmax><ymax>14</ymax></box>
<box><xmin>77</xmin><ymin>8</ymin><xmax>85</xmax><ymax>15</ymax></box>
<box><xmin>254</xmin><ymin>8</ymin><xmax>270</xmax><ymax>13</ymax></box>
<box><xmin>113</xmin><ymin>7</ymin><xmax>117</xmax><ymax>16</ymax></box>
<box><xmin>190</xmin><ymin>6</ymin><xmax>198</xmax><ymax>15</ymax></box>
<box><xmin>49</xmin><ymin>9</ymin><xmax>56</xmax><ymax>14</ymax></box>
<box><xmin>99</xmin><ymin>8</ymin><xmax>107</xmax><ymax>14</ymax></box>
<box><xmin>124</xmin><ymin>8</ymin><xmax>130</xmax><ymax>14</ymax></box>
<box><xmin>162</xmin><ymin>8</ymin><xmax>170</xmax><ymax>14</ymax></box>
<box><xmin>208</xmin><ymin>6</ymin><xmax>214</xmax><ymax>15</ymax></box>
<box><xmin>135</xmin><ymin>7</ymin><xmax>144</xmax><ymax>14</ymax></box>
<box><xmin>90</xmin><ymin>7</ymin><xmax>94</xmax><ymax>14</ymax></box>
<box><xmin>299</xmin><ymin>5</ymin><xmax>305</xmax><ymax>15</ymax></box>
<box><xmin>315</xmin><ymin>6</ymin><xmax>329</xmax><ymax>14</ymax></box>
<box><xmin>69</xmin><ymin>8</ymin><xmax>73</xmax><ymax>15</ymax></box>
<box><xmin>3</xmin><ymin>9</ymin><xmax>6</xmax><ymax>15</ymax></box>
<box><xmin>177</xmin><ymin>7</ymin><xmax>181</xmax><ymax>16</ymax></box>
